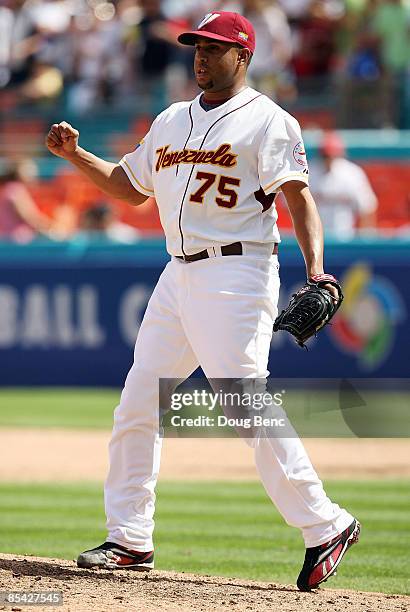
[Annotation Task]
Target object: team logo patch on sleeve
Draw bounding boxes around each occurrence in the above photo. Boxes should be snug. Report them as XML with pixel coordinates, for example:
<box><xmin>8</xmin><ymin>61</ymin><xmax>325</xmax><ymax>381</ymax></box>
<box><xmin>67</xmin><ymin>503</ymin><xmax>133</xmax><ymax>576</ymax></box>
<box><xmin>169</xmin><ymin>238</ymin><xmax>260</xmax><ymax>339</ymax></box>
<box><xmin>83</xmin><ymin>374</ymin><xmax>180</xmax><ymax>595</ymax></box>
<box><xmin>293</xmin><ymin>142</ymin><xmax>307</xmax><ymax>166</ymax></box>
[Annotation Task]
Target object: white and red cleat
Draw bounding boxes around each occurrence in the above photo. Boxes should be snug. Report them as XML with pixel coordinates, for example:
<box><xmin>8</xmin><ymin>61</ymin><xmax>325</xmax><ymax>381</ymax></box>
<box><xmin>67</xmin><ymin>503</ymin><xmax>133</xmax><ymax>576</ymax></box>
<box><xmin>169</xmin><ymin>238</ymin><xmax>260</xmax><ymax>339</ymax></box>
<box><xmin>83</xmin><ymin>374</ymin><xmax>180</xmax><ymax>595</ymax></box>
<box><xmin>297</xmin><ymin>518</ymin><xmax>361</xmax><ymax>591</ymax></box>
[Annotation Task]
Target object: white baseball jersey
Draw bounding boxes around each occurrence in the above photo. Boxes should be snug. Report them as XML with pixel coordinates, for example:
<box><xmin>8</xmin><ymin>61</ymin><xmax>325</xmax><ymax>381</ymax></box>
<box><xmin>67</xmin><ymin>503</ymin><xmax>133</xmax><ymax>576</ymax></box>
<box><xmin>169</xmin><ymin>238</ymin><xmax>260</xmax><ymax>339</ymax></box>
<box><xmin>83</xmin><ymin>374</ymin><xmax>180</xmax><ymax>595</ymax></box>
<box><xmin>119</xmin><ymin>87</ymin><xmax>309</xmax><ymax>256</ymax></box>
<box><xmin>309</xmin><ymin>157</ymin><xmax>377</xmax><ymax>240</ymax></box>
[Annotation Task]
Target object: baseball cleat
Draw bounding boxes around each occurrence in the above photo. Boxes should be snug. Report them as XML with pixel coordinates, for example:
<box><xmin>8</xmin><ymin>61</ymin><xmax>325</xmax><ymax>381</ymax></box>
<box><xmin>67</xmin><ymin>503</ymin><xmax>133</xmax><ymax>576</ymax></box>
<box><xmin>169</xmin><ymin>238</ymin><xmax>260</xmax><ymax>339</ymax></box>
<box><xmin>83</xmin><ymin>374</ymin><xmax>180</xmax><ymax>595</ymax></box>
<box><xmin>296</xmin><ymin>518</ymin><xmax>361</xmax><ymax>591</ymax></box>
<box><xmin>77</xmin><ymin>542</ymin><xmax>154</xmax><ymax>570</ymax></box>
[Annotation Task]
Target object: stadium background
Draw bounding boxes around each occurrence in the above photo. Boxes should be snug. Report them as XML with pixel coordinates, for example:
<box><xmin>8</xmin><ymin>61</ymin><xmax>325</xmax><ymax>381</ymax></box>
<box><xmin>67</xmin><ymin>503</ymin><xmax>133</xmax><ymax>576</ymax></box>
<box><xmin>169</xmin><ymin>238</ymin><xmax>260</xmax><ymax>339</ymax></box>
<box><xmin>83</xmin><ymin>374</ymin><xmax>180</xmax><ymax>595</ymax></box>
<box><xmin>0</xmin><ymin>1</ymin><xmax>409</xmax><ymax>609</ymax></box>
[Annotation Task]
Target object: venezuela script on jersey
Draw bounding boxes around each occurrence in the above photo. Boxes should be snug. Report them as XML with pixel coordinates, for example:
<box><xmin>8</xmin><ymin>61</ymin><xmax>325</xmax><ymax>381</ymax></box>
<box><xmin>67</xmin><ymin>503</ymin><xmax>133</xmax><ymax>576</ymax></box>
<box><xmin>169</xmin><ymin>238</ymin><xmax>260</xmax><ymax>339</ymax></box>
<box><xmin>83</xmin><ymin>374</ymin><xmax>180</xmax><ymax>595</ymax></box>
<box><xmin>155</xmin><ymin>143</ymin><xmax>237</xmax><ymax>172</ymax></box>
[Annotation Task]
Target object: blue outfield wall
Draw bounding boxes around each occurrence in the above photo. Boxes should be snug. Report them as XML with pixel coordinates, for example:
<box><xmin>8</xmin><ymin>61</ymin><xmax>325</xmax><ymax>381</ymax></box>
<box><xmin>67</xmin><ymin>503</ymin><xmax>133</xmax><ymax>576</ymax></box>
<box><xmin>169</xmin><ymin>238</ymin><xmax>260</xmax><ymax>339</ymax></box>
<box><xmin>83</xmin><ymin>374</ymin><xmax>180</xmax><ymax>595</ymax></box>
<box><xmin>0</xmin><ymin>237</ymin><xmax>408</xmax><ymax>386</ymax></box>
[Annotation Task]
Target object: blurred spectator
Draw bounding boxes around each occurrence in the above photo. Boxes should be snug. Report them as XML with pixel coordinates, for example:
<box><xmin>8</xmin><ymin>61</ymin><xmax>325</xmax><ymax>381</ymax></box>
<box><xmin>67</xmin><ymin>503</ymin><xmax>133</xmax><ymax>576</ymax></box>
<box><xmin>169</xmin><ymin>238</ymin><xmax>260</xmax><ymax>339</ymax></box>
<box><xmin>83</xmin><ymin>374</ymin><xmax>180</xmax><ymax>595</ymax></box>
<box><xmin>0</xmin><ymin>0</ymin><xmax>15</xmax><ymax>87</ymax></box>
<box><xmin>77</xmin><ymin>202</ymin><xmax>140</xmax><ymax>243</ymax></box>
<box><xmin>19</xmin><ymin>60</ymin><xmax>63</xmax><ymax>103</ymax></box>
<box><xmin>222</xmin><ymin>0</ymin><xmax>295</xmax><ymax>101</ymax></box>
<box><xmin>338</xmin><ymin>0</ymin><xmax>375</xmax><ymax>56</ymax></box>
<box><xmin>337</xmin><ymin>1</ymin><xmax>387</xmax><ymax>127</ymax></box>
<box><xmin>372</xmin><ymin>0</ymin><xmax>410</xmax><ymax>75</ymax></box>
<box><xmin>371</xmin><ymin>0</ymin><xmax>410</xmax><ymax>128</ymax></box>
<box><xmin>291</xmin><ymin>0</ymin><xmax>344</xmax><ymax>92</ymax></box>
<box><xmin>162</xmin><ymin>0</ymin><xmax>214</xmax><ymax>22</ymax></box>
<box><xmin>277</xmin><ymin>0</ymin><xmax>312</xmax><ymax>20</ymax></box>
<box><xmin>8</xmin><ymin>0</ymin><xmax>71</xmax><ymax>88</ymax></box>
<box><xmin>125</xmin><ymin>0</ymin><xmax>180</xmax><ymax>111</ymax></box>
<box><xmin>309</xmin><ymin>132</ymin><xmax>378</xmax><ymax>240</ymax></box>
<box><xmin>0</xmin><ymin>159</ymin><xmax>55</xmax><ymax>242</ymax></box>
<box><xmin>66</xmin><ymin>11</ymin><xmax>126</xmax><ymax>113</ymax></box>
<box><xmin>344</xmin><ymin>0</ymin><xmax>381</xmax><ymax>80</ymax></box>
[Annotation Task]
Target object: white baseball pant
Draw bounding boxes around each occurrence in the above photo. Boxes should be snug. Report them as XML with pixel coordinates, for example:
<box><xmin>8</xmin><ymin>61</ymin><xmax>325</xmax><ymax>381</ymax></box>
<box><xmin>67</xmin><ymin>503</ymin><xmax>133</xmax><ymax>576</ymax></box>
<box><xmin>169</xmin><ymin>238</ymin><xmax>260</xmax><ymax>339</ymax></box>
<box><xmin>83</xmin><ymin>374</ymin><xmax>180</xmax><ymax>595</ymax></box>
<box><xmin>105</xmin><ymin>252</ymin><xmax>353</xmax><ymax>551</ymax></box>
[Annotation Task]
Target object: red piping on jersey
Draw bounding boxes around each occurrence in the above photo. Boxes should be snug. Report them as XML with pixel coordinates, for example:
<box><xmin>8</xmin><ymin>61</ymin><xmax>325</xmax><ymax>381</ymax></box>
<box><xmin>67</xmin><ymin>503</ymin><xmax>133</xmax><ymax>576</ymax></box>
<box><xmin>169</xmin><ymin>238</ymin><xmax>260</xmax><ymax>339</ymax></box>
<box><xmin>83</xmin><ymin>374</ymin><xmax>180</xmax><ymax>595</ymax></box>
<box><xmin>177</xmin><ymin>103</ymin><xmax>194</xmax><ymax>256</ymax></box>
<box><xmin>177</xmin><ymin>94</ymin><xmax>263</xmax><ymax>257</ymax></box>
<box><xmin>176</xmin><ymin>105</ymin><xmax>194</xmax><ymax>178</ymax></box>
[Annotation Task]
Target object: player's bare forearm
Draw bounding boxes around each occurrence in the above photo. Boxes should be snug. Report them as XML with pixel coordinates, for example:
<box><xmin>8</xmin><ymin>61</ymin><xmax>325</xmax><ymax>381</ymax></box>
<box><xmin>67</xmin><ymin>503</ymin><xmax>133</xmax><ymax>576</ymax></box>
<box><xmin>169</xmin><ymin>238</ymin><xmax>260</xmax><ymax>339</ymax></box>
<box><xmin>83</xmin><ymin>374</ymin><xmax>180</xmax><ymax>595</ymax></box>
<box><xmin>65</xmin><ymin>147</ymin><xmax>142</xmax><ymax>204</ymax></box>
<box><xmin>281</xmin><ymin>181</ymin><xmax>324</xmax><ymax>278</ymax></box>
<box><xmin>45</xmin><ymin>122</ymin><xmax>147</xmax><ymax>206</ymax></box>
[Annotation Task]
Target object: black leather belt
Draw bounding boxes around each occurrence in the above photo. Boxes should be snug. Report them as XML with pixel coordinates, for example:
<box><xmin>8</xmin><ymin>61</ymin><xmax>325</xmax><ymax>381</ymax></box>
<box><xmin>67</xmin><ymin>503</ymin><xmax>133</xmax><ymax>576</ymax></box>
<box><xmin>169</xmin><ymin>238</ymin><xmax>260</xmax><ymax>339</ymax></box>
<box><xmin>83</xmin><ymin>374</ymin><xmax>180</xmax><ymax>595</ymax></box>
<box><xmin>176</xmin><ymin>241</ymin><xmax>279</xmax><ymax>263</ymax></box>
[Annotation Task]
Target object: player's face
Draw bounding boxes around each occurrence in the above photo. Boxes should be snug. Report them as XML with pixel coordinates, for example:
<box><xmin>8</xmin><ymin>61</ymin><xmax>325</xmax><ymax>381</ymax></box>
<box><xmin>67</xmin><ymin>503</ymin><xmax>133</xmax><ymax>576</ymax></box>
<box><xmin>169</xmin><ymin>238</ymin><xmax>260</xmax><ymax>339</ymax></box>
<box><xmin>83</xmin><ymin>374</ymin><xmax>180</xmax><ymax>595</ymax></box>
<box><xmin>194</xmin><ymin>38</ymin><xmax>244</xmax><ymax>92</ymax></box>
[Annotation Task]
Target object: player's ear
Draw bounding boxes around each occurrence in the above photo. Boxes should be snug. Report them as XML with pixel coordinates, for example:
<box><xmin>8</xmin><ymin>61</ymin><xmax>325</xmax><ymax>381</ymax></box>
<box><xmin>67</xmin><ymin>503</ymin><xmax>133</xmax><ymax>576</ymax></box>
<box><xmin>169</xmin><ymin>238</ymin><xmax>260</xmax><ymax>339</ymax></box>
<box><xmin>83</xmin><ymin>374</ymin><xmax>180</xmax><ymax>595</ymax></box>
<box><xmin>238</xmin><ymin>48</ymin><xmax>250</xmax><ymax>66</ymax></box>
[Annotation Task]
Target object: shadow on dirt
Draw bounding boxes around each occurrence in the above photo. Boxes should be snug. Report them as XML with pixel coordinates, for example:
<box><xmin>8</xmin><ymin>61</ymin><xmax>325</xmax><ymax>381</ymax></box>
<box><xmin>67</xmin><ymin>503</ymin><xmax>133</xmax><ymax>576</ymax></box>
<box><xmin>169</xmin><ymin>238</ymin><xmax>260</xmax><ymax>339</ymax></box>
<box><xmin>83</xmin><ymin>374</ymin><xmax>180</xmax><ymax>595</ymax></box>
<box><xmin>0</xmin><ymin>556</ymin><xmax>299</xmax><ymax>594</ymax></box>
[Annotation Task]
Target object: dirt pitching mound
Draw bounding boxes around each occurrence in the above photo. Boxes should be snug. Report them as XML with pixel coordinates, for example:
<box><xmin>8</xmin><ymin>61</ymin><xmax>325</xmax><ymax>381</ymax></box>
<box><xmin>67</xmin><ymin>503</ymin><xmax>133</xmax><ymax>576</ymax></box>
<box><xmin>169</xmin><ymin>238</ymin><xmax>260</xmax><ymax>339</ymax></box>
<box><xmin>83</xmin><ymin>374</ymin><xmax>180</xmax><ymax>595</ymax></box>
<box><xmin>0</xmin><ymin>554</ymin><xmax>408</xmax><ymax>612</ymax></box>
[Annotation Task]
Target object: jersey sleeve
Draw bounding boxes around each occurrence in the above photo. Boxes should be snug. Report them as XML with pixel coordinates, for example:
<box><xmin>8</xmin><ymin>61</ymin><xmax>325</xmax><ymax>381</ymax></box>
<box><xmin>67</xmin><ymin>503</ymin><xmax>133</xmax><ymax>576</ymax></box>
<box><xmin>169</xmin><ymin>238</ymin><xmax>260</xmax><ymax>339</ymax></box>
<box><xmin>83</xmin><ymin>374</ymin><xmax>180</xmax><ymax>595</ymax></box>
<box><xmin>119</xmin><ymin>126</ymin><xmax>156</xmax><ymax>197</ymax></box>
<box><xmin>258</xmin><ymin>111</ymin><xmax>309</xmax><ymax>195</ymax></box>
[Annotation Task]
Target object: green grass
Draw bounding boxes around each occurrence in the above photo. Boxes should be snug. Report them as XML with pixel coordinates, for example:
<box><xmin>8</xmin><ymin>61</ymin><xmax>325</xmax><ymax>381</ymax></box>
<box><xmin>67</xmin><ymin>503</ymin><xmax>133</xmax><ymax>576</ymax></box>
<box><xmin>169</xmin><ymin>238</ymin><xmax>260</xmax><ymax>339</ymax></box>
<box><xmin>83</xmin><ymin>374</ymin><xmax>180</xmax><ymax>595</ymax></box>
<box><xmin>0</xmin><ymin>388</ymin><xmax>118</xmax><ymax>429</ymax></box>
<box><xmin>0</xmin><ymin>480</ymin><xmax>409</xmax><ymax>595</ymax></box>
<box><xmin>0</xmin><ymin>388</ymin><xmax>409</xmax><ymax>437</ymax></box>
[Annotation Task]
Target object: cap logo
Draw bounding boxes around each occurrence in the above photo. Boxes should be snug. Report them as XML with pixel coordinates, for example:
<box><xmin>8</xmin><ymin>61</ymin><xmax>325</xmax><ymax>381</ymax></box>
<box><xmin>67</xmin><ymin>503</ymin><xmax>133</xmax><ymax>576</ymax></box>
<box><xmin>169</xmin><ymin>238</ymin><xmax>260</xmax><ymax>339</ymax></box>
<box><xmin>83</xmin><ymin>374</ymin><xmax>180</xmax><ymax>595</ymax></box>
<box><xmin>238</xmin><ymin>31</ymin><xmax>249</xmax><ymax>42</ymax></box>
<box><xmin>197</xmin><ymin>13</ymin><xmax>220</xmax><ymax>29</ymax></box>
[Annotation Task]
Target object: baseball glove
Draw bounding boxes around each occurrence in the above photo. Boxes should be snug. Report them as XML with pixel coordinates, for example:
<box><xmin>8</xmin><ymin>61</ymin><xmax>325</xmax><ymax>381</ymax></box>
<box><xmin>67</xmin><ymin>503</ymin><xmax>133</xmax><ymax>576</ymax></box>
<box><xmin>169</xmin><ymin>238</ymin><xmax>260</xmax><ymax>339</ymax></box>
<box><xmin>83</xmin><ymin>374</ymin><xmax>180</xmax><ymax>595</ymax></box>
<box><xmin>273</xmin><ymin>273</ymin><xmax>343</xmax><ymax>348</ymax></box>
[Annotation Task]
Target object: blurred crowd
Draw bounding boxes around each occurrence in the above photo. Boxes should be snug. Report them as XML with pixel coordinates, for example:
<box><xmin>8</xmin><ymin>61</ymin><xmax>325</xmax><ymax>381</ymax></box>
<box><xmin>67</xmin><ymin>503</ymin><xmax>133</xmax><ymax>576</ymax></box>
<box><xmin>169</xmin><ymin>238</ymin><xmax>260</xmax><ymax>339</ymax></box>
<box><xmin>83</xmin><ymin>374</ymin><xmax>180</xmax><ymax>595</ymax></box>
<box><xmin>1</xmin><ymin>0</ymin><xmax>409</xmax><ymax>123</ymax></box>
<box><xmin>0</xmin><ymin>158</ymin><xmax>142</xmax><ymax>242</ymax></box>
<box><xmin>1</xmin><ymin>0</ymin><xmax>409</xmax><ymax>243</ymax></box>
<box><xmin>0</xmin><ymin>133</ymin><xmax>387</xmax><ymax>243</ymax></box>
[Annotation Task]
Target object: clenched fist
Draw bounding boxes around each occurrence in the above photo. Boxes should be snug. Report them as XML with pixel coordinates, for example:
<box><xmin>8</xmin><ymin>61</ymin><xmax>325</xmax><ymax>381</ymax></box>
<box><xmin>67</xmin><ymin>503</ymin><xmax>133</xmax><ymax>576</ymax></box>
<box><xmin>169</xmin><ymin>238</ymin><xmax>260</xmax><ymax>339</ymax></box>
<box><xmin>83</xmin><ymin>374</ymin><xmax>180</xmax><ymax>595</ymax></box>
<box><xmin>45</xmin><ymin>121</ymin><xmax>79</xmax><ymax>159</ymax></box>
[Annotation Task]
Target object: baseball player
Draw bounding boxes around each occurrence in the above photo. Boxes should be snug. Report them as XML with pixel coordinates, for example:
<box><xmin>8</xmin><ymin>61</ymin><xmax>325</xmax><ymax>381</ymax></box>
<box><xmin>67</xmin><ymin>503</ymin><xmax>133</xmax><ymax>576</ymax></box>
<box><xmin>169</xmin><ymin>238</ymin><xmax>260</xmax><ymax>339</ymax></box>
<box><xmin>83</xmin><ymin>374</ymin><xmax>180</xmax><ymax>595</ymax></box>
<box><xmin>46</xmin><ymin>11</ymin><xmax>360</xmax><ymax>591</ymax></box>
<box><xmin>309</xmin><ymin>131</ymin><xmax>378</xmax><ymax>240</ymax></box>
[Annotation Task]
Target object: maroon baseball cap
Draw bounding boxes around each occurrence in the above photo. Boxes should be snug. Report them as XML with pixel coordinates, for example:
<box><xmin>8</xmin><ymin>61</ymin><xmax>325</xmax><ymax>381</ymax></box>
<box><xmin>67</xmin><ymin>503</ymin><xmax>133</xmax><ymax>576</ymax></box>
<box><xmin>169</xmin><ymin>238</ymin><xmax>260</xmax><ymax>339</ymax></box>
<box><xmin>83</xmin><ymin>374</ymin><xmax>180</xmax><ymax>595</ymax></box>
<box><xmin>178</xmin><ymin>12</ymin><xmax>255</xmax><ymax>54</ymax></box>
